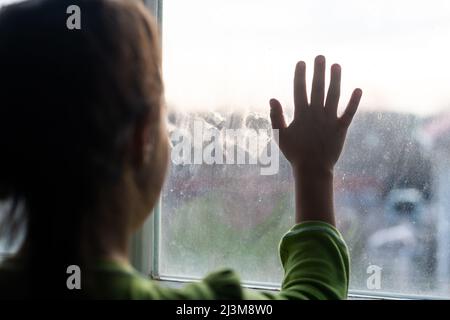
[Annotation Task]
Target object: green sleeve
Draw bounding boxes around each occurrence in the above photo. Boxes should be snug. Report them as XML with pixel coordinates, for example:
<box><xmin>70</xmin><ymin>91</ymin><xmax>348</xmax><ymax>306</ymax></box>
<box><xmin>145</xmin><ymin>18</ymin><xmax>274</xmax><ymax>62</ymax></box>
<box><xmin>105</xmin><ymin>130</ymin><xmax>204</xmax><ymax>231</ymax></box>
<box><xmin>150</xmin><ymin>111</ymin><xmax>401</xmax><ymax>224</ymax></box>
<box><xmin>142</xmin><ymin>221</ymin><xmax>350</xmax><ymax>300</ymax></box>
<box><xmin>244</xmin><ymin>221</ymin><xmax>350</xmax><ymax>300</ymax></box>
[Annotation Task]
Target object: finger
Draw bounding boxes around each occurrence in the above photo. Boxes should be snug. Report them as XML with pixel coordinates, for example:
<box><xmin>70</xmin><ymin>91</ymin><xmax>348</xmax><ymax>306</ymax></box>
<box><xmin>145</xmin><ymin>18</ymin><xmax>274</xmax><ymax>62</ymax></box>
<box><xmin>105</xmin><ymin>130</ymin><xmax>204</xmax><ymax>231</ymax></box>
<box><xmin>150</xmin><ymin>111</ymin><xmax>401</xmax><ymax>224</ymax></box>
<box><xmin>270</xmin><ymin>98</ymin><xmax>287</xmax><ymax>130</ymax></box>
<box><xmin>310</xmin><ymin>55</ymin><xmax>326</xmax><ymax>109</ymax></box>
<box><xmin>325</xmin><ymin>64</ymin><xmax>341</xmax><ymax>118</ymax></box>
<box><xmin>339</xmin><ymin>89</ymin><xmax>362</xmax><ymax>128</ymax></box>
<box><xmin>294</xmin><ymin>61</ymin><xmax>308</xmax><ymax>119</ymax></box>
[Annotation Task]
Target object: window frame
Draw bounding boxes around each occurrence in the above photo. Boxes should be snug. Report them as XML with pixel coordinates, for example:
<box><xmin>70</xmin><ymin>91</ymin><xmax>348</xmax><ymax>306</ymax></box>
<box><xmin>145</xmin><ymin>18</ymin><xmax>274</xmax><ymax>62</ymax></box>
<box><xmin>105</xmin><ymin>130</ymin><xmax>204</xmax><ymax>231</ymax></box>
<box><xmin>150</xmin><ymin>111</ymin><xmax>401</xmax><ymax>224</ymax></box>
<box><xmin>0</xmin><ymin>0</ymin><xmax>437</xmax><ymax>301</ymax></box>
<box><xmin>135</xmin><ymin>0</ymin><xmax>449</xmax><ymax>300</ymax></box>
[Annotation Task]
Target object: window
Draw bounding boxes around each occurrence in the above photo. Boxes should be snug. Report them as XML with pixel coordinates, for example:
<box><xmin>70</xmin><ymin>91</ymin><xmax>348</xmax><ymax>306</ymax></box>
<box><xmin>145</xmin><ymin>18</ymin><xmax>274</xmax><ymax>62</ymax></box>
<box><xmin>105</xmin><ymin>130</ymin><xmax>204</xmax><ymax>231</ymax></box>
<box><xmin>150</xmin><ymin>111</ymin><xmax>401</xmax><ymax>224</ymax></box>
<box><xmin>0</xmin><ymin>0</ymin><xmax>449</xmax><ymax>300</ymax></box>
<box><xmin>150</xmin><ymin>0</ymin><xmax>450</xmax><ymax>299</ymax></box>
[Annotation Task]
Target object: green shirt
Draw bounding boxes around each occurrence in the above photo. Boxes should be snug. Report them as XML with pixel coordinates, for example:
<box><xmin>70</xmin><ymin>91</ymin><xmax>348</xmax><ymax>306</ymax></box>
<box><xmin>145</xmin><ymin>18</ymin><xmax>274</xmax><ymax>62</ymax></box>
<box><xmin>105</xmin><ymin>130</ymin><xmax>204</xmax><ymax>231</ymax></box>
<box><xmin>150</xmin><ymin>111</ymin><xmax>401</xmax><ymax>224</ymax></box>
<box><xmin>0</xmin><ymin>221</ymin><xmax>349</xmax><ymax>299</ymax></box>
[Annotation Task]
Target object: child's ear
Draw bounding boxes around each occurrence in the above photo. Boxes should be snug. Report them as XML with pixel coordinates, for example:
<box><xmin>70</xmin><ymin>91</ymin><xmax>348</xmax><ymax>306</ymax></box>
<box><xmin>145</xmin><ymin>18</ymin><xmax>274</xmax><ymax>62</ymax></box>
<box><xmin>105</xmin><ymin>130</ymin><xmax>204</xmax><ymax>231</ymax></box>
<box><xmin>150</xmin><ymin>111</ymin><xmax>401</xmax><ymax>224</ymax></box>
<box><xmin>131</xmin><ymin>113</ymin><xmax>154</xmax><ymax>168</ymax></box>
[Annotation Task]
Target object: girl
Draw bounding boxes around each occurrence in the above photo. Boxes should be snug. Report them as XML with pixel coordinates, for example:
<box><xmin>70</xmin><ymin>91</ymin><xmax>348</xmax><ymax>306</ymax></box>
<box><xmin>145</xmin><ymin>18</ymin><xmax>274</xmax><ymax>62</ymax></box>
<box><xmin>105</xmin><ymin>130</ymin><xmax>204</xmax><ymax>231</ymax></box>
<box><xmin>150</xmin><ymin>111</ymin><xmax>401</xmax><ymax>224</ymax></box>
<box><xmin>0</xmin><ymin>0</ymin><xmax>361</xmax><ymax>299</ymax></box>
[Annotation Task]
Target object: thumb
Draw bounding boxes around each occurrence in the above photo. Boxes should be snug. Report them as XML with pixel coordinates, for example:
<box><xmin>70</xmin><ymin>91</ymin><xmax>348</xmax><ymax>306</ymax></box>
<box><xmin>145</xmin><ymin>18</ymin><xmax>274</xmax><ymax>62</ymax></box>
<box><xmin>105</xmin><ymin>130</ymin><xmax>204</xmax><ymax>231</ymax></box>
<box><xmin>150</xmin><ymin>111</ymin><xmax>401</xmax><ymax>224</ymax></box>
<box><xmin>270</xmin><ymin>99</ymin><xmax>287</xmax><ymax>130</ymax></box>
<box><xmin>340</xmin><ymin>89</ymin><xmax>362</xmax><ymax>128</ymax></box>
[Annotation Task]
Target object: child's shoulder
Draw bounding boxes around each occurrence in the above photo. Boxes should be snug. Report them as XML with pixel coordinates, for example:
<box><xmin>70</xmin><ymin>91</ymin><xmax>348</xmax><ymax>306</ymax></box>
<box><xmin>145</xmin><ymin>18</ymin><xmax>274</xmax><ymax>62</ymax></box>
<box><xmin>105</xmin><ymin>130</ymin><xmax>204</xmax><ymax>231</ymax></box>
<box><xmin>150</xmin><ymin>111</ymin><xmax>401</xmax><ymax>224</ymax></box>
<box><xmin>91</xmin><ymin>261</ymin><xmax>244</xmax><ymax>300</ymax></box>
<box><xmin>133</xmin><ymin>268</ymin><xmax>244</xmax><ymax>300</ymax></box>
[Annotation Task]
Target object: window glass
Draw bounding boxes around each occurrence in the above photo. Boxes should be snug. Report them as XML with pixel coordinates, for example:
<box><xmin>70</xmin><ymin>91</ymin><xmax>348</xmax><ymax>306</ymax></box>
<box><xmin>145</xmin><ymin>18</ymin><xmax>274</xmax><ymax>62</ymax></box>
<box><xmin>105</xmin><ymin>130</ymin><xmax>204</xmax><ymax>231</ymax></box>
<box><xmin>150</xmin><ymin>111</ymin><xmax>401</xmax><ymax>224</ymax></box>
<box><xmin>159</xmin><ymin>0</ymin><xmax>450</xmax><ymax>297</ymax></box>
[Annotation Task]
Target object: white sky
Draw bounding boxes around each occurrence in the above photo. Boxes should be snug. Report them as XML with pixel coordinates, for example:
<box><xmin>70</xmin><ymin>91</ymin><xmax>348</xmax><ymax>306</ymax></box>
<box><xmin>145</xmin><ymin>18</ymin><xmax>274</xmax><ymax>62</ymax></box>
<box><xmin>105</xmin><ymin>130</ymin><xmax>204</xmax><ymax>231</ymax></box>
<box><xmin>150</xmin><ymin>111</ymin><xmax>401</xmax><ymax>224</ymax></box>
<box><xmin>163</xmin><ymin>0</ymin><xmax>450</xmax><ymax>116</ymax></box>
<box><xmin>1</xmin><ymin>0</ymin><xmax>450</xmax><ymax>116</ymax></box>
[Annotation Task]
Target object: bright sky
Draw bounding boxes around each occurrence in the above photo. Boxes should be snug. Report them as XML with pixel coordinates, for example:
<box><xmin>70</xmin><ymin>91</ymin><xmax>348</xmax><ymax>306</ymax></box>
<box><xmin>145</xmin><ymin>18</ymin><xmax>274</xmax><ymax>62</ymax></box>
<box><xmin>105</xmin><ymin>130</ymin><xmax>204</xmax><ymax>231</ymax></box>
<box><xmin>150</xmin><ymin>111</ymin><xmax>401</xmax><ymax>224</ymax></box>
<box><xmin>162</xmin><ymin>0</ymin><xmax>450</xmax><ymax>116</ymax></box>
<box><xmin>1</xmin><ymin>0</ymin><xmax>450</xmax><ymax>116</ymax></box>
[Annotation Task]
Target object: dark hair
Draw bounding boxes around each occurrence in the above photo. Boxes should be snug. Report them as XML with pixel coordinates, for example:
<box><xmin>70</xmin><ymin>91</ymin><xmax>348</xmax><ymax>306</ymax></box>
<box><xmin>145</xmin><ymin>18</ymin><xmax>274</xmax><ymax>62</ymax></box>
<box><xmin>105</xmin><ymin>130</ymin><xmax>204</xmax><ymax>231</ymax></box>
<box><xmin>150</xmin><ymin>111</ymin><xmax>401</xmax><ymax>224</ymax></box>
<box><xmin>0</xmin><ymin>0</ymin><xmax>162</xmax><ymax>297</ymax></box>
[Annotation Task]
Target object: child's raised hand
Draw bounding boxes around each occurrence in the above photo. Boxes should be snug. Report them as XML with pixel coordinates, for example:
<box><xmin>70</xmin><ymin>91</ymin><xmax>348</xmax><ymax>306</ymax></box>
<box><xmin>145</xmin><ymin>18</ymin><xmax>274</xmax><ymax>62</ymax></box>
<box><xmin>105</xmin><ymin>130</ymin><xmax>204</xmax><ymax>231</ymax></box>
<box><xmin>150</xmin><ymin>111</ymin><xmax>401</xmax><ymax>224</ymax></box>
<box><xmin>270</xmin><ymin>55</ymin><xmax>362</xmax><ymax>176</ymax></box>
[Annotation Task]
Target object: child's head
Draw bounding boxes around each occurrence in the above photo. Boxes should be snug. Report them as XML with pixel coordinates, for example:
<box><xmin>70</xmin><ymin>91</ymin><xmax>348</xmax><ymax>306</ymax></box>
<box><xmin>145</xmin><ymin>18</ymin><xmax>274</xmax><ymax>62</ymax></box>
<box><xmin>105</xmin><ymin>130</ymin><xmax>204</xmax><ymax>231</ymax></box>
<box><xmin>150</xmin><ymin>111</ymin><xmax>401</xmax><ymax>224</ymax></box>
<box><xmin>0</xmin><ymin>0</ymin><xmax>168</xmax><ymax>270</ymax></box>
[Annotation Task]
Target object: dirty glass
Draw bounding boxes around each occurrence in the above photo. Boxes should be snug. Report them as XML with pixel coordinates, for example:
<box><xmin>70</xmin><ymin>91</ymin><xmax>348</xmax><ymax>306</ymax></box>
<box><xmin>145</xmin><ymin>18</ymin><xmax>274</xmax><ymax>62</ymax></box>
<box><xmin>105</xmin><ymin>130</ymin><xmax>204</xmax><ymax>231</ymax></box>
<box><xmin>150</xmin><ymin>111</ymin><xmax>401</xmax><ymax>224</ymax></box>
<box><xmin>159</xmin><ymin>0</ymin><xmax>450</xmax><ymax>298</ymax></box>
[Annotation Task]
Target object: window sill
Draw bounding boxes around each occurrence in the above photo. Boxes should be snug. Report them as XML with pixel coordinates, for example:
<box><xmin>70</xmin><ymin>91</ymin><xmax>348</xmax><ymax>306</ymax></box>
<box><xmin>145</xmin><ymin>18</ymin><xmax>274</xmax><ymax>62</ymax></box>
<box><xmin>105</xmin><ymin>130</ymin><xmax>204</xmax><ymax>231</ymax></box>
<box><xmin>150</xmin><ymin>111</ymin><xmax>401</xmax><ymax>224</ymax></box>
<box><xmin>149</xmin><ymin>274</ymin><xmax>434</xmax><ymax>300</ymax></box>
